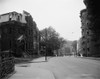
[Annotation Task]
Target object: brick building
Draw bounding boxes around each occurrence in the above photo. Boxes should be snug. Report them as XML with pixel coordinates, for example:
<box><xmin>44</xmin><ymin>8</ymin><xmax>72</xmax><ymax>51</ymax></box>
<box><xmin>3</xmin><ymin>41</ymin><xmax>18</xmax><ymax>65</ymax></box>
<box><xmin>0</xmin><ymin>11</ymin><xmax>39</xmax><ymax>57</ymax></box>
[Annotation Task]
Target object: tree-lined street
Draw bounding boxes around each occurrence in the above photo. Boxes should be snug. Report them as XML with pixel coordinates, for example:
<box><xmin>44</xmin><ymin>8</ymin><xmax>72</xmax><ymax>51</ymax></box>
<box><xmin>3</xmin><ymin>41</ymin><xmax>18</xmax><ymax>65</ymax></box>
<box><xmin>8</xmin><ymin>56</ymin><xmax>100</xmax><ymax>79</ymax></box>
<box><xmin>1</xmin><ymin>1</ymin><xmax>100</xmax><ymax>79</ymax></box>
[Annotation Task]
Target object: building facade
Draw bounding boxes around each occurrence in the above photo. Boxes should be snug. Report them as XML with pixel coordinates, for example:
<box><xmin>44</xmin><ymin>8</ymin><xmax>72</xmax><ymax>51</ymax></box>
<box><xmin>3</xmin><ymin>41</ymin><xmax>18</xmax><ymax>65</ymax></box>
<box><xmin>80</xmin><ymin>9</ymin><xmax>89</xmax><ymax>56</ymax></box>
<box><xmin>0</xmin><ymin>11</ymin><xmax>39</xmax><ymax>57</ymax></box>
<box><xmin>80</xmin><ymin>9</ymin><xmax>94</xmax><ymax>56</ymax></box>
<box><xmin>80</xmin><ymin>6</ymin><xmax>100</xmax><ymax>57</ymax></box>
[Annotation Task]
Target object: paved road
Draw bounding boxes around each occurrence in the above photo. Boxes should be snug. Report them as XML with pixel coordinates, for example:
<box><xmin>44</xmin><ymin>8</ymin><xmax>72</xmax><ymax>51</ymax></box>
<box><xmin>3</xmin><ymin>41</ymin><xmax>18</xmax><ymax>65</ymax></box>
<box><xmin>46</xmin><ymin>56</ymin><xmax>100</xmax><ymax>79</ymax></box>
<box><xmin>9</xmin><ymin>56</ymin><xmax>100</xmax><ymax>79</ymax></box>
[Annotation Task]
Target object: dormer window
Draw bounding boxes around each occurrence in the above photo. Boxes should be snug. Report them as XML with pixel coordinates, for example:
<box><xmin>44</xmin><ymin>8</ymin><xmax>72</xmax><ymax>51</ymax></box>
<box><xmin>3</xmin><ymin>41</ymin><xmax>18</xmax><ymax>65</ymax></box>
<box><xmin>9</xmin><ymin>13</ymin><xmax>12</xmax><ymax>21</ymax></box>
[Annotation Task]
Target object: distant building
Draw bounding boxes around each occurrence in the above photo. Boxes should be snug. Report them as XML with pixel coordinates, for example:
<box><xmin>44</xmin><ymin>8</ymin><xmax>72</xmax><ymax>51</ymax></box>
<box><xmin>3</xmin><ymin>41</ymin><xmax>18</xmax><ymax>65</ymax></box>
<box><xmin>0</xmin><ymin>11</ymin><xmax>39</xmax><ymax>57</ymax></box>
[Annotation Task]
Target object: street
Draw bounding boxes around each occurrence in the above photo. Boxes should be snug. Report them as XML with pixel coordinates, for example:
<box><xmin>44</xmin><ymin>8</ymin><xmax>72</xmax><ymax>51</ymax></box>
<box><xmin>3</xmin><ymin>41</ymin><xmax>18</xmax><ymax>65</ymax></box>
<box><xmin>9</xmin><ymin>56</ymin><xmax>100</xmax><ymax>79</ymax></box>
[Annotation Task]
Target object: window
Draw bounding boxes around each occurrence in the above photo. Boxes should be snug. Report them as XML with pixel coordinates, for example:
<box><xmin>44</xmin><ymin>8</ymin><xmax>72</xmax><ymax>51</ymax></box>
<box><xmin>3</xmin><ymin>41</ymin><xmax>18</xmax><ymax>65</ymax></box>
<box><xmin>34</xmin><ymin>42</ymin><xmax>36</xmax><ymax>49</ymax></box>
<box><xmin>83</xmin><ymin>48</ymin><xmax>85</xmax><ymax>51</ymax></box>
<box><xmin>82</xmin><ymin>41</ymin><xmax>85</xmax><ymax>44</ymax></box>
<box><xmin>87</xmin><ymin>30</ymin><xmax>89</xmax><ymax>35</ymax></box>
<box><xmin>9</xmin><ymin>13</ymin><xmax>12</xmax><ymax>21</ymax></box>
<box><xmin>82</xmin><ymin>36</ymin><xmax>85</xmax><ymax>39</ymax></box>
<box><xmin>87</xmin><ymin>48</ymin><xmax>90</xmax><ymax>52</ymax></box>
<box><xmin>17</xmin><ymin>15</ymin><xmax>20</xmax><ymax>21</ymax></box>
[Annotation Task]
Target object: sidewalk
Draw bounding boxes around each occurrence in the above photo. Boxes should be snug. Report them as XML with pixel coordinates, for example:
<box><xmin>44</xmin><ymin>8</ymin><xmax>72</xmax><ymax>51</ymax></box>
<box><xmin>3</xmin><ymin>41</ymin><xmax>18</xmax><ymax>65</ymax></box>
<box><xmin>76</xmin><ymin>56</ymin><xmax>100</xmax><ymax>61</ymax></box>
<box><xmin>83</xmin><ymin>57</ymin><xmax>100</xmax><ymax>60</ymax></box>
<box><xmin>8</xmin><ymin>57</ymin><xmax>55</xmax><ymax>79</ymax></box>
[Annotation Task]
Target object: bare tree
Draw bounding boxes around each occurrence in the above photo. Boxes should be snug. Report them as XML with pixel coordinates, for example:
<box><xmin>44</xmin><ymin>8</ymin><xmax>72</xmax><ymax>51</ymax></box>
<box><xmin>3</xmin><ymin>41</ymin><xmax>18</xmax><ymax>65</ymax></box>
<box><xmin>40</xmin><ymin>26</ymin><xmax>66</xmax><ymax>56</ymax></box>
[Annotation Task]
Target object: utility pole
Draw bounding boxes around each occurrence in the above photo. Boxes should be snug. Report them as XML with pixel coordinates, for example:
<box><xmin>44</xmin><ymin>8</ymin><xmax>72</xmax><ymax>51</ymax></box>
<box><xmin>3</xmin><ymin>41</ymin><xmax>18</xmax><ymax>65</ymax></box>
<box><xmin>45</xmin><ymin>29</ymin><xmax>47</xmax><ymax>61</ymax></box>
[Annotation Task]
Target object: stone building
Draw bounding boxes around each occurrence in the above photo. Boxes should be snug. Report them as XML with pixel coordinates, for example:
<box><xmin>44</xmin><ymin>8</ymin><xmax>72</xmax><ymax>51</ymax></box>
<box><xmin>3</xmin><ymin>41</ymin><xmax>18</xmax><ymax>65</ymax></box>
<box><xmin>0</xmin><ymin>11</ymin><xmax>39</xmax><ymax>57</ymax></box>
<box><xmin>80</xmin><ymin>0</ymin><xmax>100</xmax><ymax>57</ymax></box>
<box><xmin>80</xmin><ymin>9</ymin><xmax>96</xmax><ymax>56</ymax></box>
<box><xmin>80</xmin><ymin>9</ymin><xmax>89</xmax><ymax>56</ymax></box>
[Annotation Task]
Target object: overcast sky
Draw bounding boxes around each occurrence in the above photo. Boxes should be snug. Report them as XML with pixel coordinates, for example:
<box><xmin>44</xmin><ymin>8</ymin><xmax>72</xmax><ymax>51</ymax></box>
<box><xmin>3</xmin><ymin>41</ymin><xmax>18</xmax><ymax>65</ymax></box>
<box><xmin>0</xmin><ymin>0</ymin><xmax>86</xmax><ymax>41</ymax></box>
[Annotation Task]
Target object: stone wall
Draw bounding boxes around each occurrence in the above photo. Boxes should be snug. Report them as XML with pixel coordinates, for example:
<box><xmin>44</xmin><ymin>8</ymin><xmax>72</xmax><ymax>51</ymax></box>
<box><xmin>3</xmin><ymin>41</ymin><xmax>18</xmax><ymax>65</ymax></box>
<box><xmin>0</xmin><ymin>51</ymin><xmax>14</xmax><ymax>79</ymax></box>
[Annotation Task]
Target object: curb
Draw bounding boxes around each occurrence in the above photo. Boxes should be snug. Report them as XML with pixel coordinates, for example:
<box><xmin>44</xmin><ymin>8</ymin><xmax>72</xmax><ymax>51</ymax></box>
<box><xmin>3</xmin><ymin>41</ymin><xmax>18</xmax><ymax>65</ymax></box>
<box><xmin>3</xmin><ymin>71</ymin><xmax>16</xmax><ymax>79</ymax></box>
<box><xmin>76</xmin><ymin>56</ymin><xmax>100</xmax><ymax>61</ymax></box>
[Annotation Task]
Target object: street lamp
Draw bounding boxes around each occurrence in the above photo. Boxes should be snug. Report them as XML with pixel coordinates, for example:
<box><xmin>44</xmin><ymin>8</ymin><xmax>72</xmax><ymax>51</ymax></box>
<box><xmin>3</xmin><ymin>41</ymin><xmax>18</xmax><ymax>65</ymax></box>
<box><xmin>44</xmin><ymin>46</ymin><xmax>47</xmax><ymax>61</ymax></box>
<box><xmin>45</xmin><ymin>29</ymin><xmax>48</xmax><ymax>61</ymax></box>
